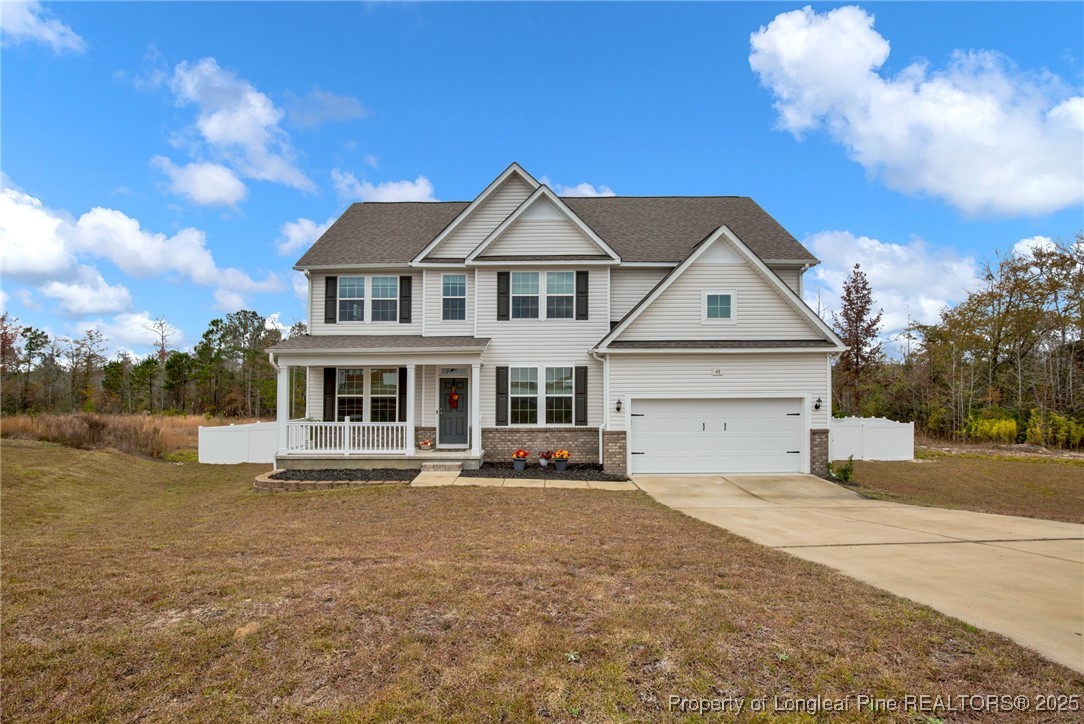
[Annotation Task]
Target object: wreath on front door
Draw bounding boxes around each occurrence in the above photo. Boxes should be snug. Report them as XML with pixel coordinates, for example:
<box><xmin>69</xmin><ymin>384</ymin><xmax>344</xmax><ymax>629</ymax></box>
<box><xmin>447</xmin><ymin>386</ymin><xmax>460</xmax><ymax>410</ymax></box>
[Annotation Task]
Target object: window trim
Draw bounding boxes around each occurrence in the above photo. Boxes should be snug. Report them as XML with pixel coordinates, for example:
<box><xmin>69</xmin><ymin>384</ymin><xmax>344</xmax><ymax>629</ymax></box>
<box><xmin>442</xmin><ymin>273</ymin><xmax>467</xmax><ymax>321</ymax></box>
<box><xmin>506</xmin><ymin>364</ymin><xmax>580</xmax><ymax>427</ymax></box>
<box><xmin>545</xmin><ymin>271</ymin><xmax>575</xmax><ymax>320</ymax></box>
<box><xmin>510</xmin><ymin>271</ymin><xmax>540</xmax><ymax>320</ymax></box>
<box><xmin>337</xmin><ymin>276</ymin><xmax>365</xmax><ymax>323</ymax></box>
<box><xmin>701</xmin><ymin>290</ymin><xmax>737</xmax><ymax>325</ymax></box>
<box><xmin>335</xmin><ymin>367</ymin><xmax>366</xmax><ymax>421</ymax></box>
<box><xmin>368</xmin><ymin>367</ymin><xmax>399</xmax><ymax>422</ymax></box>
<box><xmin>334</xmin><ymin>366</ymin><xmax>399</xmax><ymax>422</ymax></box>
<box><xmin>544</xmin><ymin>365</ymin><xmax>574</xmax><ymax>425</ymax></box>
<box><xmin>370</xmin><ymin>275</ymin><xmax>399</xmax><ymax>323</ymax></box>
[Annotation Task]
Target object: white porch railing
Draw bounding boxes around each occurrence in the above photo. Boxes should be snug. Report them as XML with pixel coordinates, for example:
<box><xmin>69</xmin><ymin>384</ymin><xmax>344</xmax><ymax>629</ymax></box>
<box><xmin>285</xmin><ymin>420</ymin><xmax>408</xmax><ymax>455</ymax></box>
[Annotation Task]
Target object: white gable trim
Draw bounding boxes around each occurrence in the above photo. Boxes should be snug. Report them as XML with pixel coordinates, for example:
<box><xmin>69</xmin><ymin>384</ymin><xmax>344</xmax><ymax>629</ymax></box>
<box><xmin>465</xmin><ymin>185</ymin><xmax>621</xmax><ymax>263</ymax></box>
<box><xmin>595</xmin><ymin>225</ymin><xmax>844</xmax><ymax>352</ymax></box>
<box><xmin>411</xmin><ymin>163</ymin><xmax>540</xmax><ymax>263</ymax></box>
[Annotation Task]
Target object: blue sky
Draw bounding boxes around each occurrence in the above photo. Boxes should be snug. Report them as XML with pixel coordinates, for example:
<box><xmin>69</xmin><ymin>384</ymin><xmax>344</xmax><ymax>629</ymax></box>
<box><xmin>2</xmin><ymin>1</ymin><xmax>1081</xmax><ymax>356</ymax></box>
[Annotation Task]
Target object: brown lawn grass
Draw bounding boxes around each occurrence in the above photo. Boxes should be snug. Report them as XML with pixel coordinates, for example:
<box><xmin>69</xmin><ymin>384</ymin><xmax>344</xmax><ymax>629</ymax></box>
<box><xmin>3</xmin><ymin>440</ymin><xmax>1081</xmax><ymax>721</ymax></box>
<box><xmin>0</xmin><ymin>413</ymin><xmax>258</xmax><ymax>461</ymax></box>
<box><xmin>846</xmin><ymin>452</ymin><xmax>1084</xmax><ymax>524</ymax></box>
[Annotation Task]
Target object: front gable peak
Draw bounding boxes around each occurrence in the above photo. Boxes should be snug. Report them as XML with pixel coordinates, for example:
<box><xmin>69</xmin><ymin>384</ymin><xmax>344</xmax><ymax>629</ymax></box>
<box><xmin>466</xmin><ymin>185</ymin><xmax>621</xmax><ymax>263</ymax></box>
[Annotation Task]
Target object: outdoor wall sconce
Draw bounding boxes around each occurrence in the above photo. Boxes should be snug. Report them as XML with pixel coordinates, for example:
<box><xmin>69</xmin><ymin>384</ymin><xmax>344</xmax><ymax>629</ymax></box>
<box><xmin>615</xmin><ymin>399</ymin><xmax>623</xmax><ymax>412</ymax></box>
<box><xmin>814</xmin><ymin>397</ymin><xmax>822</xmax><ymax>410</ymax></box>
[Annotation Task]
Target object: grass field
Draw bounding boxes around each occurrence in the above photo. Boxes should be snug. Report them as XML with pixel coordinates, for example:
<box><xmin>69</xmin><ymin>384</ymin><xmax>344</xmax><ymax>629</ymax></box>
<box><xmin>3</xmin><ymin>441</ymin><xmax>1081</xmax><ymax>721</ymax></box>
<box><xmin>845</xmin><ymin>452</ymin><xmax>1084</xmax><ymax>524</ymax></box>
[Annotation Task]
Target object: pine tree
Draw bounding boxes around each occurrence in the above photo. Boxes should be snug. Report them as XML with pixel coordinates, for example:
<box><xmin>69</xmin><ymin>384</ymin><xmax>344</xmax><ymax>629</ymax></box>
<box><xmin>833</xmin><ymin>263</ymin><xmax>884</xmax><ymax>415</ymax></box>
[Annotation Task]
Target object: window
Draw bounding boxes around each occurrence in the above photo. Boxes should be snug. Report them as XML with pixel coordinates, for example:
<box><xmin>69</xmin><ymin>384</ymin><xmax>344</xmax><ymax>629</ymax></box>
<box><xmin>371</xmin><ymin>276</ymin><xmax>398</xmax><ymax>322</ymax></box>
<box><xmin>511</xmin><ymin>272</ymin><xmax>539</xmax><ymax>319</ymax></box>
<box><xmin>545</xmin><ymin>366</ymin><xmax>573</xmax><ymax>424</ymax></box>
<box><xmin>442</xmin><ymin>274</ymin><xmax>466</xmax><ymax>321</ymax></box>
<box><xmin>546</xmin><ymin>271</ymin><xmax>574</xmax><ymax>319</ymax></box>
<box><xmin>509</xmin><ymin>367</ymin><xmax>537</xmax><ymax>424</ymax></box>
<box><xmin>336</xmin><ymin>368</ymin><xmax>365</xmax><ymax>420</ymax></box>
<box><xmin>369</xmin><ymin>368</ymin><xmax>398</xmax><ymax>422</ymax></box>
<box><xmin>338</xmin><ymin>277</ymin><xmax>365</xmax><ymax>322</ymax></box>
<box><xmin>702</xmin><ymin>291</ymin><xmax>735</xmax><ymax>323</ymax></box>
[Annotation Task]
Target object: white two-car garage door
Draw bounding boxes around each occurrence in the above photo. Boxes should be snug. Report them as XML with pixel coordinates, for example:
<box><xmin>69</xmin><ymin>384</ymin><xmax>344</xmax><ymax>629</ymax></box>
<box><xmin>628</xmin><ymin>398</ymin><xmax>804</xmax><ymax>474</ymax></box>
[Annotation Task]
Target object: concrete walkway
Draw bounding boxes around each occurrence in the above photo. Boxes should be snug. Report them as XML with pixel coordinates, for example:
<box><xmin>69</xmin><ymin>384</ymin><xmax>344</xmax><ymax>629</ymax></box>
<box><xmin>634</xmin><ymin>474</ymin><xmax>1084</xmax><ymax>673</ymax></box>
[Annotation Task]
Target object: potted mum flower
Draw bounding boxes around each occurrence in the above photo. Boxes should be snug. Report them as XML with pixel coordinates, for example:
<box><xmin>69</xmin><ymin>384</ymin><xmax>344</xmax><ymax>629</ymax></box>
<box><xmin>538</xmin><ymin>450</ymin><xmax>554</xmax><ymax>467</ymax></box>
<box><xmin>512</xmin><ymin>448</ymin><xmax>530</xmax><ymax>471</ymax></box>
<box><xmin>418</xmin><ymin>438</ymin><xmax>433</xmax><ymax>450</ymax></box>
<box><xmin>553</xmin><ymin>449</ymin><xmax>570</xmax><ymax>472</ymax></box>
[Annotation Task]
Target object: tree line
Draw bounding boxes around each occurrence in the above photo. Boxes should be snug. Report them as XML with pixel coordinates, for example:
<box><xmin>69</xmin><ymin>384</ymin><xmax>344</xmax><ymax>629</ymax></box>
<box><xmin>833</xmin><ymin>235</ymin><xmax>1083</xmax><ymax>449</ymax></box>
<box><xmin>1</xmin><ymin>311</ymin><xmax>306</xmax><ymax>419</ymax></box>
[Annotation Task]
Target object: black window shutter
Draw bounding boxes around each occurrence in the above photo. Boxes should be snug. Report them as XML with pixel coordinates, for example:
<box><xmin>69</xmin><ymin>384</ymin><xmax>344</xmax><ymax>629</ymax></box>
<box><xmin>574</xmin><ymin>366</ymin><xmax>588</xmax><ymax>426</ymax></box>
<box><xmin>497</xmin><ymin>272</ymin><xmax>510</xmax><ymax>321</ymax></box>
<box><xmin>398</xmin><ymin>367</ymin><xmax>408</xmax><ymax>421</ymax></box>
<box><xmin>399</xmin><ymin>275</ymin><xmax>412</xmax><ymax>323</ymax></box>
<box><xmin>575</xmin><ymin>271</ymin><xmax>589</xmax><ymax>320</ymax></box>
<box><xmin>495</xmin><ymin>366</ymin><xmax>509</xmax><ymax>426</ymax></box>
<box><xmin>324</xmin><ymin>276</ymin><xmax>338</xmax><ymax>325</ymax></box>
<box><xmin>323</xmin><ymin>367</ymin><xmax>336</xmax><ymax>421</ymax></box>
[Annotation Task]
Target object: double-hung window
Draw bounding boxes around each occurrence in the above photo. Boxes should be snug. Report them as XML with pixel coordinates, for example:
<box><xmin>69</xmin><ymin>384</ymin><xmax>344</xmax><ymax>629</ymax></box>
<box><xmin>371</xmin><ymin>276</ymin><xmax>398</xmax><ymax>322</ymax></box>
<box><xmin>338</xmin><ymin>277</ymin><xmax>365</xmax><ymax>322</ymax></box>
<box><xmin>546</xmin><ymin>272</ymin><xmax>574</xmax><ymax>319</ymax></box>
<box><xmin>511</xmin><ymin>272</ymin><xmax>539</xmax><ymax>319</ymax></box>
<box><xmin>509</xmin><ymin>367</ymin><xmax>538</xmax><ymax>424</ymax></box>
<box><xmin>702</xmin><ymin>291</ymin><xmax>735</xmax><ymax>323</ymax></box>
<box><xmin>369</xmin><ymin>368</ymin><xmax>398</xmax><ymax>422</ymax></box>
<box><xmin>336</xmin><ymin>368</ymin><xmax>366</xmax><ymax>420</ymax></box>
<box><xmin>545</xmin><ymin>367</ymin><xmax>573</xmax><ymax>424</ymax></box>
<box><xmin>442</xmin><ymin>274</ymin><xmax>466</xmax><ymax>321</ymax></box>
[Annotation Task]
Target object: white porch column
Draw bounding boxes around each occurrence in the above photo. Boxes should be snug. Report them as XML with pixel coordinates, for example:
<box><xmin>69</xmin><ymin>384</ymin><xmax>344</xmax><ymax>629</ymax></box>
<box><xmin>405</xmin><ymin>364</ymin><xmax>416</xmax><ymax>456</ymax></box>
<box><xmin>470</xmin><ymin>362</ymin><xmax>481</xmax><ymax>456</ymax></box>
<box><xmin>276</xmin><ymin>362</ymin><xmax>289</xmax><ymax>455</ymax></box>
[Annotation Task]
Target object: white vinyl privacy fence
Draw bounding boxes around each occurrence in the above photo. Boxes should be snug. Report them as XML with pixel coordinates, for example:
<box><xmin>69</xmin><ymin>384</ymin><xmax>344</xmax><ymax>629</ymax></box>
<box><xmin>198</xmin><ymin>422</ymin><xmax>277</xmax><ymax>464</ymax></box>
<box><xmin>829</xmin><ymin>417</ymin><xmax>914</xmax><ymax>461</ymax></box>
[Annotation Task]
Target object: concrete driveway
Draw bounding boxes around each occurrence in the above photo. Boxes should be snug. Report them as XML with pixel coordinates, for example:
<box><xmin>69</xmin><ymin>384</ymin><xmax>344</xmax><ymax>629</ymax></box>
<box><xmin>634</xmin><ymin>474</ymin><xmax>1084</xmax><ymax>673</ymax></box>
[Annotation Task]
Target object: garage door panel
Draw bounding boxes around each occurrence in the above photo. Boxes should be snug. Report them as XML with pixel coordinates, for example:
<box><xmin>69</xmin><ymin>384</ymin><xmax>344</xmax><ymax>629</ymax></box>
<box><xmin>629</xmin><ymin>398</ymin><xmax>804</xmax><ymax>474</ymax></box>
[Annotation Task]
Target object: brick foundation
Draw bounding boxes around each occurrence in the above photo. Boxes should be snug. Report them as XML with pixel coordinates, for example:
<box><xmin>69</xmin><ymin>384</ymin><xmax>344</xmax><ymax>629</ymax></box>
<box><xmin>602</xmin><ymin>430</ymin><xmax>627</xmax><ymax>476</ymax></box>
<box><xmin>810</xmin><ymin>428</ymin><xmax>829</xmax><ymax>478</ymax></box>
<box><xmin>414</xmin><ymin>426</ymin><xmax>436</xmax><ymax>447</ymax></box>
<box><xmin>481</xmin><ymin>427</ymin><xmax>598</xmax><ymax>464</ymax></box>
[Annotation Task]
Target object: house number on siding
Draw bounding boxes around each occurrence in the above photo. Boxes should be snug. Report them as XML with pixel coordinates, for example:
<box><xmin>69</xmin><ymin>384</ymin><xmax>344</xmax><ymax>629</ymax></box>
<box><xmin>711</xmin><ymin>368</ymin><xmax>724</xmax><ymax>376</ymax></box>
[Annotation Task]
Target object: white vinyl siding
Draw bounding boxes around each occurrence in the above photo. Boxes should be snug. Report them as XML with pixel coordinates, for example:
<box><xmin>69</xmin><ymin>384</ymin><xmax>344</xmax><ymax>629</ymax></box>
<box><xmin>770</xmin><ymin>265</ymin><xmax>802</xmax><ymax>295</ymax></box>
<box><xmin>608</xmin><ymin>352</ymin><xmax>830</xmax><ymax>431</ymax></box>
<box><xmin>618</xmin><ymin>262</ymin><xmax>821</xmax><ymax>341</ymax></box>
<box><xmin>609</xmin><ymin>267</ymin><xmax>669</xmax><ymax>321</ymax></box>
<box><xmin>477</xmin><ymin>267</ymin><xmax>608</xmax><ymax>427</ymax></box>
<box><xmin>426</xmin><ymin>176</ymin><xmax>534</xmax><ymax>260</ymax></box>
<box><xmin>309</xmin><ymin>272</ymin><xmax>420</xmax><ymax>335</ymax></box>
<box><xmin>478</xmin><ymin>198</ymin><xmax>604</xmax><ymax>257</ymax></box>
<box><xmin>422</xmin><ymin>269</ymin><xmax>473</xmax><ymax>336</ymax></box>
<box><xmin>306</xmin><ymin>366</ymin><xmax>323</xmax><ymax>419</ymax></box>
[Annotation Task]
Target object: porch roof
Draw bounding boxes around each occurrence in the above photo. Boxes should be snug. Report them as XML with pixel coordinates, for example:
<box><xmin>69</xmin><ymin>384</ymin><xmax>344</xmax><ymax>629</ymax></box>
<box><xmin>269</xmin><ymin>334</ymin><xmax>490</xmax><ymax>355</ymax></box>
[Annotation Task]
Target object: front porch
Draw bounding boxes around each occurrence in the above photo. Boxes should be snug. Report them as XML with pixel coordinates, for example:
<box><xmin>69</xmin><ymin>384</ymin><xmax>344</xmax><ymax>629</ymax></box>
<box><xmin>268</xmin><ymin>334</ymin><xmax>491</xmax><ymax>470</ymax></box>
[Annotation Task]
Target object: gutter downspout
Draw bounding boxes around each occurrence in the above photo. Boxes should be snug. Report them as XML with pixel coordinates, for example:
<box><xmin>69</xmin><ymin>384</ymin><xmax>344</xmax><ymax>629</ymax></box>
<box><xmin>591</xmin><ymin>348</ymin><xmax>607</xmax><ymax>466</ymax></box>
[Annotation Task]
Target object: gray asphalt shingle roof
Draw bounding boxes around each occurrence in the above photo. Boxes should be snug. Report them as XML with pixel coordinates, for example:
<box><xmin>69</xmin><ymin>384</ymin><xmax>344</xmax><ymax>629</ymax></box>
<box><xmin>294</xmin><ymin>196</ymin><xmax>816</xmax><ymax>268</ymax></box>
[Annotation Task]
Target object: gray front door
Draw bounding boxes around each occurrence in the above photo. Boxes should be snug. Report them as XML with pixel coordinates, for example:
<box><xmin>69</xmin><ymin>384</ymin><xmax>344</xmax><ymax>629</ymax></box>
<box><xmin>439</xmin><ymin>378</ymin><xmax>468</xmax><ymax>446</ymax></box>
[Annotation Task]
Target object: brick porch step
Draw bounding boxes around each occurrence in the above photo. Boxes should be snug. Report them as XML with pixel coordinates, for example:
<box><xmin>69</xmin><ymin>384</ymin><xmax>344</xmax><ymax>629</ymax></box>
<box><xmin>420</xmin><ymin>461</ymin><xmax>463</xmax><ymax>473</ymax></box>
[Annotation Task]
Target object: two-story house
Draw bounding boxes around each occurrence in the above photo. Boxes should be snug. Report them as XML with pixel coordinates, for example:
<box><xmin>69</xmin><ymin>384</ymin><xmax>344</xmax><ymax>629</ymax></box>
<box><xmin>268</xmin><ymin>163</ymin><xmax>845</xmax><ymax>476</ymax></box>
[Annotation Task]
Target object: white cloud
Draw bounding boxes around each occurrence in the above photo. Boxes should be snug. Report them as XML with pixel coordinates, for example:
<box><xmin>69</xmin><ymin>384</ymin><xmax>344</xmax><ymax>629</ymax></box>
<box><xmin>331</xmin><ymin>169</ymin><xmax>437</xmax><ymax>202</ymax></box>
<box><xmin>0</xmin><ymin>1</ymin><xmax>85</xmax><ymax>53</ymax></box>
<box><xmin>40</xmin><ymin>266</ymin><xmax>132</xmax><ymax>316</ymax></box>
<box><xmin>750</xmin><ymin>5</ymin><xmax>1084</xmax><ymax>216</ymax></box>
<box><xmin>802</xmin><ymin>230</ymin><xmax>979</xmax><ymax>345</ymax></box>
<box><xmin>1012</xmin><ymin>235</ymin><xmax>1057</xmax><ymax>259</ymax></box>
<box><xmin>540</xmin><ymin>176</ymin><xmax>616</xmax><ymax>197</ymax></box>
<box><xmin>0</xmin><ymin>289</ymin><xmax>8</xmax><ymax>313</ymax></box>
<box><xmin>0</xmin><ymin>184</ymin><xmax>283</xmax><ymax>315</ymax></box>
<box><xmin>152</xmin><ymin>156</ymin><xmax>248</xmax><ymax>207</ymax></box>
<box><xmin>276</xmin><ymin>216</ymin><xmax>334</xmax><ymax>255</ymax></box>
<box><xmin>0</xmin><ymin>186</ymin><xmax>76</xmax><ymax>276</ymax></box>
<box><xmin>213</xmin><ymin>289</ymin><xmax>246</xmax><ymax>313</ymax></box>
<box><xmin>168</xmin><ymin>57</ymin><xmax>315</xmax><ymax>192</ymax></box>
<box><xmin>284</xmin><ymin>88</ymin><xmax>368</xmax><ymax>128</ymax></box>
<box><xmin>82</xmin><ymin>311</ymin><xmax>184</xmax><ymax>350</ymax></box>
<box><xmin>292</xmin><ymin>271</ymin><xmax>308</xmax><ymax>303</ymax></box>
<box><xmin>264</xmin><ymin>312</ymin><xmax>287</xmax><ymax>333</ymax></box>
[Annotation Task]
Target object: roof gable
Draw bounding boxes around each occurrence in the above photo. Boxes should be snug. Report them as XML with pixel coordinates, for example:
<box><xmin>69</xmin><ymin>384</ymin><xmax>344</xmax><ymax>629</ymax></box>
<box><xmin>414</xmin><ymin>163</ymin><xmax>538</xmax><ymax>263</ymax></box>
<box><xmin>597</xmin><ymin>225</ymin><xmax>843</xmax><ymax>351</ymax></box>
<box><xmin>467</xmin><ymin>185</ymin><xmax>620</xmax><ymax>263</ymax></box>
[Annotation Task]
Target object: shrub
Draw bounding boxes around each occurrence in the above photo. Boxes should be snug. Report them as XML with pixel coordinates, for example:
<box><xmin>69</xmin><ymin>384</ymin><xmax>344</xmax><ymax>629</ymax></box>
<box><xmin>964</xmin><ymin>416</ymin><xmax>1017</xmax><ymax>444</ymax></box>
<box><xmin>828</xmin><ymin>455</ymin><xmax>855</xmax><ymax>483</ymax></box>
